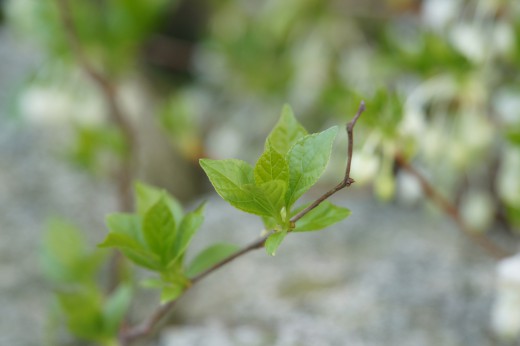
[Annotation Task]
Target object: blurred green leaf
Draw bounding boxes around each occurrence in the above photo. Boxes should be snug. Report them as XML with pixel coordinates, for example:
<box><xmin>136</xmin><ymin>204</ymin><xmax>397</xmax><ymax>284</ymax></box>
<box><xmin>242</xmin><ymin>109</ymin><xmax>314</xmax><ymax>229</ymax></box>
<box><xmin>506</xmin><ymin>129</ymin><xmax>520</xmax><ymax>146</ymax></box>
<box><xmin>102</xmin><ymin>284</ymin><xmax>132</xmax><ymax>336</ymax></box>
<box><xmin>42</xmin><ymin>218</ymin><xmax>105</xmax><ymax>284</ymax></box>
<box><xmin>57</xmin><ymin>288</ymin><xmax>104</xmax><ymax>341</ymax></box>
<box><xmin>186</xmin><ymin>243</ymin><xmax>239</xmax><ymax>278</ymax></box>
<box><xmin>106</xmin><ymin>213</ymin><xmax>145</xmax><ymax>246</ymax></box>
<box><xmin>98</xmin><ymin>232</ymin><xmax>161</xmax><ymax>271</ymax></box>
<box><xmin>160</xmin><ymin>282</ymin><xmax>184</xmax><ymax>304</ymax></box>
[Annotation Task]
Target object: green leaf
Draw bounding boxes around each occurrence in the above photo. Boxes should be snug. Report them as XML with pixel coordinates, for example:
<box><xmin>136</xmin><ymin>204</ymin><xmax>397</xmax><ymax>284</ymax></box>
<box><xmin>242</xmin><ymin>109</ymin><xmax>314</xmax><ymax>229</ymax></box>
<box><xmin>186</xmin><ymin>243</ymin><xmax>240</xmax><ymax>277</ymax></box>
<box><xmin>168</xmin><ymin>202</ymin><xmax>206</xmax><ymax>266</ymax></box>
<box><xmin>200</xmin><ymin>158</ymin><xmax>275</xmax><ymax>216</ymax></box>
<box><xmin>42</xmin><ymin>218</ymin><xmax>105</xmax><ymax>284</ymax></box>
<box><xmin>43</xmin><ymin>218</ymin><xmax>85</xmax><ymax>270</ymax></box>
<box><xmin>102</xmin><ymin>284</ymin><xmax>132</xmax><ymax>335</ymax></box>
<box><xmin>106</xmin><ymin>213</ymin><xmax>145</xmax><ymax>246</ymax></box>
<box><xmin>135</xmin><ymin>181</ymin><xmax>183</xmax><ymax>221</ymax></box>
<box><xmin>267</xmin><ymin>105</ymin><xmax>308</xmax><ymax>155</ymax></box>
<box><xmin>293</xmin><ymin>201</ymin><xmax>351</xmax><ymax>232</ymax></box>
<box><xmin>58</xmin><ymin>289</ymin><xmax>104</xmax><ymax>341</ymax></box>
<box><xmin>261</xmin><ymin>215</ymin><xmax>278</xmax><ymax>231</ymax></box>
<box><xmin>140</xmin><ymin>278</ymin><xmax>163</xmax><ymax>288</ymax></box>
<box><xmin>160</xmin><ymin>283</ymin><xmax>184</xmax><ymax>304</ymax></box>
<box><xmin>286</xmin><ymin>126</ymin><xmax>338</xmax><ymax>206</ymax></box>
<box><xmin>243</xmin><ymin>180</ymin><xmax>287</xmax><ymax>219</ymax></box>
<box><xmin>265</xmin><ymin>231</ymin><xmax>287</xmax><ymax>256</ymax></box>
<box><xmin>254</xmin><ymin>142</ymin><xmax>289</xmax><ymax>185</ymax></box>
<box><xmin>143</xmin><ymin>197</ymin><xmax>177</xmax><ymax>264</ymax></box>
<box><xmin>98</xmin><ymin>233</ymin><xmax>161</xmax><ymax>270</ymax></box>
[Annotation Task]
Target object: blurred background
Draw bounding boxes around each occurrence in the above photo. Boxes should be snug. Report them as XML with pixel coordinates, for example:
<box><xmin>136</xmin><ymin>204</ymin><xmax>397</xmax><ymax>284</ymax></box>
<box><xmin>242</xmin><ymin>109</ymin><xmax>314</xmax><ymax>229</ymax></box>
<box><xmin>1</xmin><ymin>0</ymin><xmax>520</xmax><ymax>345</ymax></box>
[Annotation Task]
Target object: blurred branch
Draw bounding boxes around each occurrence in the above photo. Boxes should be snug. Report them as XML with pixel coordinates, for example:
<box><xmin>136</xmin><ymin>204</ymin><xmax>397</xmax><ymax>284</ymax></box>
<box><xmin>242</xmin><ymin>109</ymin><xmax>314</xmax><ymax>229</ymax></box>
<box><xmin>394</xmin><ymin>153</ymin><xmax>510</xmax><ymax>260</ymax></box>
<box><xmin>55</xmin><ymin>0</ymin><xmax>136</xmax><ymax>212</ymax></box>
<box><xmin>119</xmin><ymin>101</ymin><xmax>366</xmax><ymax>344</ymax></box>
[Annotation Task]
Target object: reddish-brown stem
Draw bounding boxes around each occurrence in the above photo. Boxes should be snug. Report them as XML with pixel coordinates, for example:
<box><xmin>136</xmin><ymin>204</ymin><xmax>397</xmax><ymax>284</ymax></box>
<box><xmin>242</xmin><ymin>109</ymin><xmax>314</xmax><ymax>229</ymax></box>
<box><xmin>120</xmin><ymin>101</ymin><xmax>367</xmax><ymax>344</ymax></box>
<box><xmin>291</xmin><ymin>101</ymin><xmax>365</xmax><ymax>223</ymax></box>
<box><xmin>119</xmin><ymin>235</ymin><xmax>269</xmax><ymax>344</ymax></box>
<box><xmin>394</xmin><ymin>153</ymin><xmax>510</xmax><ymax>260</ymax></box>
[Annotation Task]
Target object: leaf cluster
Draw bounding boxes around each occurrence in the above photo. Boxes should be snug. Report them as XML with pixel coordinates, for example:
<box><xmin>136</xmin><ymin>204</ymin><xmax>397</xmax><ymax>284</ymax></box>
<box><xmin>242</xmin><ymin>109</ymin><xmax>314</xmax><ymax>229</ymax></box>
<box><xmin>99</xmin><ymin>182</ymin><xmax>238</xmax><ymax>302</ymax></box>
<box><xmin>200</xmin><ymin>105</ymin><xmax>351</xmax><ymax>255</ymax></box>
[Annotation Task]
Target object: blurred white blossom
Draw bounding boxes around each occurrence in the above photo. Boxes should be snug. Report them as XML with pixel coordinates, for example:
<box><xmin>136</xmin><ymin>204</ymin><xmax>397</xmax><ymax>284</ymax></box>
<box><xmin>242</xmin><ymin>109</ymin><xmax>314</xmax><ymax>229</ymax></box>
<box><xmin>460</xmin><ymin>190</ymin><xmax>494</xmax><ymax>231</ymax></box>
<box><xmin>422</xmin><ymin>0</ymin><xmax>461</xmax><ymax>31</ymax></box>
<box><xmin>493</xmin><ymin>254</ymin><xmax>520</xmax><ymax>340</ymax></box>
<box><xmin>397</xmin><ymin>171</ymin><xmax>423</xmax><ymax>205</ymax></box>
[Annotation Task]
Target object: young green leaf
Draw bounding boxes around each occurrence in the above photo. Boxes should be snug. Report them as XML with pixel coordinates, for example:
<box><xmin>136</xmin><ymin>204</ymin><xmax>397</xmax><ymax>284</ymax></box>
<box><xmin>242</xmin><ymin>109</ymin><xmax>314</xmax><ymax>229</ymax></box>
<box><xmin>265</xmin><ymin>231</ymin><xmax>287</xmax><ymax>256</ymax></box>
<box><xmin>186</xmin><ymin>243</ymin><xmax>240</xmax><ymax>277</ymax></box>
<box><xmin>102</xmin><ymin>284</ymin><xmax>132</xmax><ymax>336</ymax></box>
<box><xmin>267</xmin><ymin>105</ymin><xmax>308</xmax><ymax>155</ymax></box>
<box><xmin>200</xmin><ymin>158</ymin><xmax>278</xmax><ymax>217</ymax></box>
<box><xmin>57</xmin><ymin>289</ymin><xmax>104</xmax><ymax>341</ymax></box>
<box><xmin>43</xmin><ymin>218</ymin><xmax>86</xmax><ymax>271</ymax></box>
<box><xmin>42</xmin><ymin>218</ymin><xmax>105</xmax><ymax>284</ymax></box>
<box><xmin>286</xmin><ymin>126</ymin><xmax>339</xmax><ymax>206</ymax></box>
<box><xmin>143</xmin><ymin>197</ymin><xmax>176</xmax><ymax>264</ymax></box>
<box><xmin>242</xmin><ymin>180</ymin><xmax>287</xmax><ymax>219</ymax></box>
<box><xmin>98</xmin><ymin>233</ymin><xmax>161</xmax><ymax>270</ymax></box>
<box><xmin>167</xmin><ymin>202</ymin><xmax>206</xmax><ymax>266</ymax></box>
<box><xmin>160</xmin><ymin>283</ymin><xmax>184</xmax><ymax>304</ymax></box>
<box><xmin>254</xmin><ymin>142</ymin><xmax>289</xmax><ymax>185</ymax></box>
<box><xmin>292</xmin><ymin>201</ymin><xmax>351</xmax><ymax>232</ymax></box>
<box><xmin>106</xmin><ymin>213</ymin><xmax>145</xmax><ymax>246</ymax></box>
<box><xmin>135</xmin><ymin>181</ymin><xmax>183</xmax><ymax>221</ymax></box>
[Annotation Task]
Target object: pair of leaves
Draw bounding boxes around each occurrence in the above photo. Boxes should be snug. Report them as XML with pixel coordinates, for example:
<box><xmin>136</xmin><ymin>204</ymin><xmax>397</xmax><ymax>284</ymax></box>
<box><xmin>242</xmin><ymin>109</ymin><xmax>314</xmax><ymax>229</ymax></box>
<box><xmin>200</xmin><ymin>105</ymin><xmax>351</xmax><ymax>255</ymax></box>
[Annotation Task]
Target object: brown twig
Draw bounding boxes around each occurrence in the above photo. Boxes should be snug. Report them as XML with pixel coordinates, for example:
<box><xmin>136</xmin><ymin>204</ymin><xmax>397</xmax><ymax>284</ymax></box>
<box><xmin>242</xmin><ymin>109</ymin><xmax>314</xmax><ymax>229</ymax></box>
<box><xmin>55</xmin><ymin>0</ymin><xmax>136</xmax><ymax>212</ymax></box>
<box><xmin>120</xmin><ymin>101</ymin><xmax>367</xmax><ymax>344</ymax></box>
<box><xmin>394</xmin><ymin>153</ymin><xmax>510</xmax><ymax>260</ymax></box>
<box><xmin>119</xmin><ymin>234</ymin><xmax>269</xmax><ymax>344</ymax></box>
<box><xmin>291</xmin><ymin>101</ymin><xmax>365</xmax><ymax>223</ymax></box>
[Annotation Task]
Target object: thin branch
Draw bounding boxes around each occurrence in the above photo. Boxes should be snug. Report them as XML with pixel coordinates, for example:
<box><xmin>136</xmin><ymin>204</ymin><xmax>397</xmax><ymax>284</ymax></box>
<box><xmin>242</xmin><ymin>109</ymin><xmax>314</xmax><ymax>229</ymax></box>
<box><xmin>291</xmin><ymin>101</ymin><xmax>366</xmax><ymax>223</ymax></box>
<box><xmin>55</xmin><ymin>0</ymin><xmax>136</xmax><ymax>212</ymax></box>
<box><xmin>190</xmin><ymin>234</ymin><xmax>270</xmax><ymax>284</ymax></box>
<box><xmin>119</xmin><ymin>300</ymin><xmax>178</xmax><ymax>344</ymax></box>
<box><xmin>394</xmin><ymin>153</ymin><xmax>510</xmax><ymax>260</ymax></box>
<box><xmin>120</xmin><ymin>101</ymin><xmax>367</xmax><ymax>344</ymax></box>
<box><xmin>120</xmin><ymin>235</ymin><xmax>270</xmax><ymax>344</ymax></box>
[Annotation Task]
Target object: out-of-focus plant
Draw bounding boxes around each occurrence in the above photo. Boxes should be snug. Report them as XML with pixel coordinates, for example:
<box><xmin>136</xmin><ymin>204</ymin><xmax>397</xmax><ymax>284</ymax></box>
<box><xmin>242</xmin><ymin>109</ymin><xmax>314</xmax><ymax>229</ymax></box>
<box><xmin>192</xmin><ymin>0</ymin><xmax>520</xmax><ymax>235</ymax></box>
<box><xmin>6</xmin><ymin>0</ymin><xmax>520</xmax><ymax>343</ymax></box>
<box><xmin>41</xmin><ymin>104</ymin><xmax>363</xmax><ymax>345</ymax></box>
